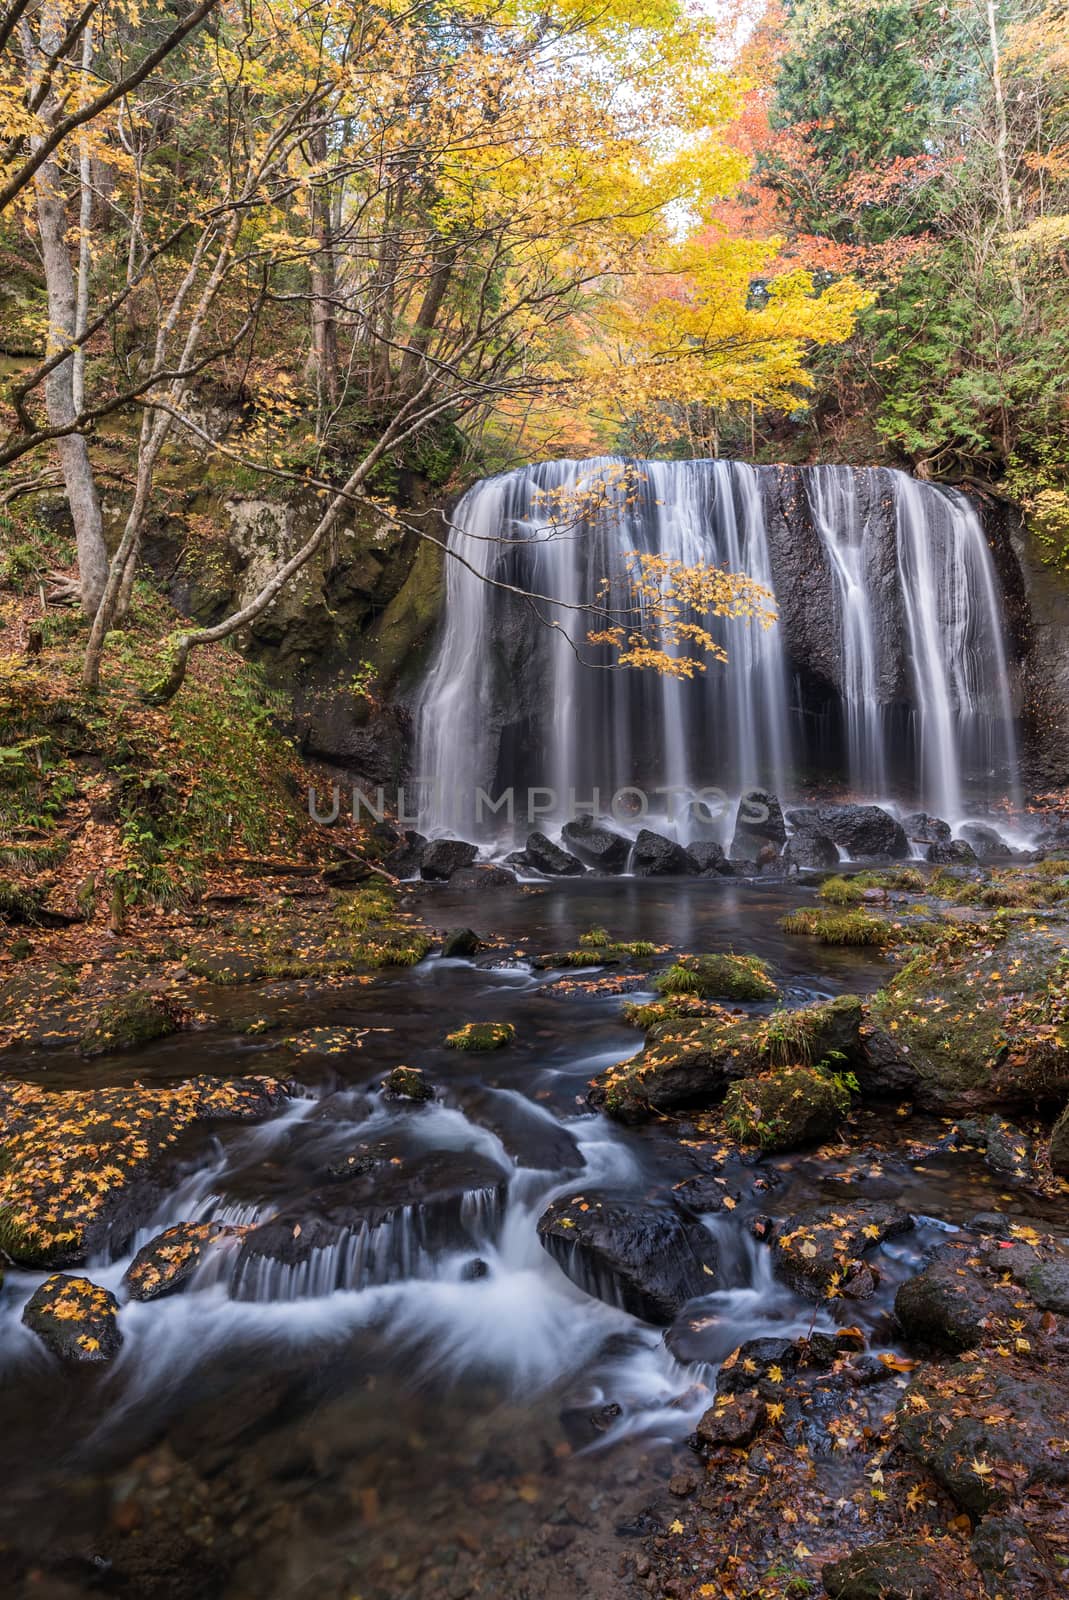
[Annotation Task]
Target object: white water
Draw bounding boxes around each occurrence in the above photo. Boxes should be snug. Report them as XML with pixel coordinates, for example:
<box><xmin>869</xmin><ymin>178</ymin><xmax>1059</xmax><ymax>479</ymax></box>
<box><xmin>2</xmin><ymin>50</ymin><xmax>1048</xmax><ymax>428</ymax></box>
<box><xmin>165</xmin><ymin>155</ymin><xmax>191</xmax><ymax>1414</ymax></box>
<box><xmin>414</xmin><ymin>457</ymin><xmax>1022</xmax><ymax>839</ymax></box>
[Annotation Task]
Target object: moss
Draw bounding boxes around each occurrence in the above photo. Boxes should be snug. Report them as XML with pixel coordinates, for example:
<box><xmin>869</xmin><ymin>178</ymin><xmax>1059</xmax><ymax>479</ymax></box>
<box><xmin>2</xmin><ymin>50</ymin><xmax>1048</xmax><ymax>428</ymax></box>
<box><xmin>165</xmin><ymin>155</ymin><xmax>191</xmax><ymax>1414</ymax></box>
<box><xmin>780</xmin><ymin>907</ymin><xmax>898</xmax><ymax>946</ymax></box>
<box><xmin>79</xmin><ymin>993</ymin><xmax>181</xmax><ymax>1058</ymax></box>
<box><xmin>723</xmin><ymin>1065</ymin><xmax>850</xmax><ymax>1151</ymax></box>
<box><xmin>445</xmin><ymin>1021</ymin><xmax>516</xmax><ymax>1051</ymax></box>
<box><xmin>0</xmin><ymin>880</ymin><xmax>44</xmax><ymax>925</ymax></box>
<box><xmin>653</xmin><ymin>952</ymin><xmax>777</xmax><ymax>1002</ymax></box>
<box><xmin>382</xmin><ymin>1065</ymin><xmax>435</xmax><ymax>1100</ymax></box>
<box><xmin>579</xmin><ymin>925</ymin><xmax>612</xmax><ymax>948</ymax></box>
<box><xmin>622</xmin><ymin>994</ymin><xmax>728</xmax><ymax>1030</ymax></box>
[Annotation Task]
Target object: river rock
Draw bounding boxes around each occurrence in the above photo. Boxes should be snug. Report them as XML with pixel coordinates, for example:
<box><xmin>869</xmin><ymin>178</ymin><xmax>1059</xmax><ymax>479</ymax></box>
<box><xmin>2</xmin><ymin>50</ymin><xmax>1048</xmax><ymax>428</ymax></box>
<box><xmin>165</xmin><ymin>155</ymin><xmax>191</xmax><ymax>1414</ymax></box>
<box><xmin>382</xmin><ymin>829</ymin><xmax>427</xmax><ymax>878</ymax></box>
<box><xmin>782</xmin><ymin>827</ymin><xmax>839</xmax><ymax>869</ymax></box>
<box><xmin>694</xmin><ymin>1391</ymin><xmax>766</xmax><ymax>1449</ymax></box>
<box><xmin>630</xmin><ymin>828</ymin><xmax>694</xmax><ymax>876</ymax></box>
<box><xmin>234</xmin><ymin>1148</ymin><xmax>508</xmax><ymax>1294</ymax></box>
<box><xmin>560</xmin><ymin>814</ymin><xmax>631</xmax><ymax>872</ymax></box>
<box><xmin>958</xmin><ymin>822</ymin><xmax>1013</xmax><ymax>861</ymax></box>
<box><xmin>440</xmin><ymin>926</ymin><xmax>481</xmax><ymax>958</ymax></box>
<box><xmin>823</xmin><ymin>1539</ymin><xmax>969</xmax><ymax>1600</ymax></box>
<box><xmin>454</xmin><ymin>1085</ymin><xmax>584</xmax><ymax>1171</ymax></box>
<box><xmin>1021</xmin><ymin>1258</ymin><xmax>1069</xmax><ymax>1314</ymax></box>
<box><xmin>521</xmin><ymin>831</ymin><xmax>586</xmax><ymax>876</ymax></box>
<box><xmin>681</xmin><ymin>799</ymin><xmax>722</xmax><ymax>840</ymax></box>
<box><xmin>730</xmin><ymin>789</ymin><xmax>787</xmax><ymax>857</ymax></box>
<box><xmin>22</xmin><ymin>1273</ymin><xmax>123</xmax><ymax>1362</ymax></box>
<box><xmin>774</xmin><ymin>1202</ymin><xmax>912</xmax><ymax>1299</ymax></box>
<box><xmin>926</xmin><ymin>838</ymin><xmax>978</xmax><ymax>865</ymax></box>
<box><xmin>970</xmin><ymin>1516</ymin><xmax>1051</xmax><ymax>1599</ymax></box>
<box><xmin>536</xmin><ymin>1192</ymin><xmax>720</xmax><ymax>1323</ymax></box>
<box><xmin>381</xmin><ymin>1065</ymin><xmax>435</xmax><ymax>1101</ymax></box>
<box><xmin>984</xmin><ymin>1114</ymin><xmax>1033</xmax><ymax>1179</ymax></box>
<box><xmin>684</xmin><ymin>839</ymin><xmax>726</xmax><ymax>874</ymax></box>
<box><xmin>715</xmin><ymin>1336</ymin><xmax>800</xmax><ymax>1395</ymax></box>
<box><xmin>447</xmin><ymin>864</ymin><xmax>516</xmax><ymax>889</ymax></box>
<box><xmin>123</xmin><ymin>1221</ymin><xmax>245</xmax><ymax>1301</ymax></box>
<box><xmin>419</xmin><ymin>839</ymin><xmax>479</xmax><ymax>880</ymax></box>
<box><xmin>894</xmin><ymin>1260</ymin><xmax>1009</xmax><ymax>1352</ymax></box>
<box><xmin>897</xmin><ymin>1356</ymin><xmax>1069</xmax><ymax>1515</ymax></box>
<box><xmin>722</xmin><ymin>1065</ymin><xmax>848</xmax><ymax>1152</ymax></box>
<box><xmin>900</xmin><ymin>811</ymin><xmax>952</xmax><ymax>845</ymax></box>
<box><xmin>787</xmin><ymin>804</ymin><xmax>909</xmax><ymax>859</ymax></box>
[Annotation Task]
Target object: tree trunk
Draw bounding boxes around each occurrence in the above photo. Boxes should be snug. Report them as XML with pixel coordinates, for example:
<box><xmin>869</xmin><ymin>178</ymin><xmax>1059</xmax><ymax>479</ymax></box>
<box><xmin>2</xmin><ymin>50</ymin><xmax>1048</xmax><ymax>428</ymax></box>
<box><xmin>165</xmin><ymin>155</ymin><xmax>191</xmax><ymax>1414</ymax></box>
<box><xmin>397</xmin><ymin>237</ymin><xmax>457</xmax><ymax>396</ymax></box>
<box><xmin>308</xmin><ymin>125</ymin><xmax>338</xmax><ymax>415</ymax></box>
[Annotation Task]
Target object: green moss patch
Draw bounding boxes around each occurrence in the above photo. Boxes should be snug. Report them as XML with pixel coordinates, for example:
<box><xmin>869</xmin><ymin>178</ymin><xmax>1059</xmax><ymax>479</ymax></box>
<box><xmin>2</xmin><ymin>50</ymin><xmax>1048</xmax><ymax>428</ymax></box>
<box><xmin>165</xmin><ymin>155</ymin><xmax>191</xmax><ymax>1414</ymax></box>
<box><xmin>79</xmin><ymin>992</ymin><xmax>183</xmax><ymax>1058</ymax></box>
<box><xmin>445</xmin><ymin>1021</ymin><xmax>515</xmax><ymax>1051</ymax></box>
<box><xmin>652</xmin><ymin>952</ymin><xmax>777</xmax><ymax>1003</ymax></box>
<box><xmin>723</xmin><ymin>1065</ymin><xmax>850</xmax><ymax>1151</ymax></box>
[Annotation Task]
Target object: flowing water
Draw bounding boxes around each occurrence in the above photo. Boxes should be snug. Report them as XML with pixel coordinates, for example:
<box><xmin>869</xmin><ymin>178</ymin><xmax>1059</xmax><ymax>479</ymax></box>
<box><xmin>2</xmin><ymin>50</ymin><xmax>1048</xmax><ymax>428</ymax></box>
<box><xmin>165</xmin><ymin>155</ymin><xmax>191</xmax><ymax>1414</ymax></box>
<box><xmin>414</xmin><ymin>459</ymin><xmax>1021</xmax><ymax>840</ymax></box>
<box><xmin>1</xmin><ymin>880</ymin><xmax>1057</xmax><ymax>1600</ymax></box>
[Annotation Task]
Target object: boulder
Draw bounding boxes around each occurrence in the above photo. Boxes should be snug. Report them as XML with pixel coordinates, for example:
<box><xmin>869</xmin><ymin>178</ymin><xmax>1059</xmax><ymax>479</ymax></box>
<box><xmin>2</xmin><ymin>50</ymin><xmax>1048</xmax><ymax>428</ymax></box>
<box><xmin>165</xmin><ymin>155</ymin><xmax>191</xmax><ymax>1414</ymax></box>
<box><xmin>123</xmin><ymin>1221</ymin><xmax>244</xmax><ymax>1302</ymax></box>
<box><xmin>958</xmin><ymin>823</ymin><xmax>1013</xmax><ymax>862</ymax></box>
<box><xmin>786</xmin><ymin>804</ymin><xmax>909</xmax><ymax>859</ymax></box>
<box><xmin>897</xmin><ymin>1356</ymin><xmax>1069</xmax><ymax>1516</ymax></box>
<box><xmin>715</xmin><ymin>1336</ymin><xmax>800</xmax><ymax>1396</ymax></box>
<box><xmin>1049</xmin><ymin>1104</ymin><xmax>1069</xmax><ymax>1174</ymax></box>
<box><xmin>419</xmin><ymin>839</ymin><xmax>479</xmax><ymax>880</ymax></box>
<box><xmin>722</xmin><ymin>1065</ymin><xmax>849</xmax><ymax>1152</ymax></box>
<box><xmin>730</xmin><ymin>789</ymin><xmax>787</xmax><ymax>857</ymax></box>
<box><xmin>984</xmin><ymin>1114</ymin><xmax>1033</xmax><ymax>1180</ymax></box>
<box><xmin>694</xmin><ymin>1392</ymin><xmax>766</xmax><ymax>1449</ymax></box>
<box><xmin>536</xmin><ymin>1191</ymin><xmax>720</xmax><ymax>1323</ymax></box>
<box><xmin>685</xmin><ymin>840</ymin><xmax>726</xmax><ymax>874</ymax></box>
<box><xmin>22</xmin><ymin>1273</ymin><xmax>123</xmax><ymax>1362</ymax></box>
<box><xmin>823</xmin><ymin>1539</ymin><xmax>970</xmax><ymax>1600</ymax></box>
<box><xmin>630</xmin><ymin>828</ymin><xmax>694</xmax><ymax>877</ymax></box>
<box><xmin>926</xmin><ymin>838</ymin><xmax>978</xmax><ymax>866</ymax></box>
<box><xmin>774</xmin><ymin>1203</ymin><xmax>913</xmax><ymax>1299</ymax></box>
<box><xmin>560</xmin><ymin>814</ymin><xmax>632</xmax><ymax>872</ymax></box>
<box><xmin>523</xmin><ymin>831</ymin><xmax>586</xmax><ymax>876</ymax></box>
<box><xmin>1021</xmin><ymin>1258</ymin><xmax>1069</xmax><ymax>1314</ymax></box>
<box><xmin>970</xmin><ymin>1516</ymin><xmax>1051</xmax><ymax>1599</ymax></box>
<box><xmin>440</xmin><ymin>927</ymin><xmax>481</xmax><ymax>959</ymax></box>
<box><xmin>447</xmin><ymin>864</ymin><xmax>516</xmax><ymax>889</ymax></box>
<box><xmin>718</xmin><ymin>856</ymin><xmax>759</xmax><ymax>877</ymax></box>
<box><xmin>901</xmin><ymin>812</ymin><xmax>952</xmax><ymax>845</ymax></box>
<box><xmin>782</xmin><ymin>827</ymin><xmax>840</xmax><ymax>869</ymax></box>
<box><xmin>382</xmin><ymin>829</ymin><xmax>427</xmax><ymax>879</ymax></box>
<box><xmin>894</xmin><ymin>1261</ymin><xmax>1009</xmax><ymax>1352</ymax></box>
<box><xmin>653</xmin><ymin>951</ymin><xmax>777</xmax><ymax>1002</ymax></box>
<box><xmin>681</xmin><ymin>799</ymin><xmax>723</xmax><ymax>841</ymax></box>
<box><xmin>381</xmin><ymin>1065</ymin><xmax>435</xmax><ymax>1101</ymax></box>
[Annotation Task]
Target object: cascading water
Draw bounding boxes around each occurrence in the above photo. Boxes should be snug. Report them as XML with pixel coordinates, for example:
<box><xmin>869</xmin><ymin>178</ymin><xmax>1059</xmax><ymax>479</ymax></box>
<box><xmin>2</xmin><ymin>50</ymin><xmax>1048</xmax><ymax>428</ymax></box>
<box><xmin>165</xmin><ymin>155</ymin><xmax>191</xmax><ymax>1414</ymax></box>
<box><xmin>414</xmin><ymin>457</ymin><xmax>1022</xmax><ymax>838</ymax></box>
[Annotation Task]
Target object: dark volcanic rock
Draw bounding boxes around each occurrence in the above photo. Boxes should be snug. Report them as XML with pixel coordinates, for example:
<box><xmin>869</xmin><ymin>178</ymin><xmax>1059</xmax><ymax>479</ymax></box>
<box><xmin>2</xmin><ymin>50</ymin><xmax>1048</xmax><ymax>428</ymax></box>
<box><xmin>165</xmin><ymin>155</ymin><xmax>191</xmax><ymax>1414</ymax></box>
<box><xmin>786</xmin><ymin>804</ymin><xmax>909</xmax><ymax>859</ymax></box>
<box><xmin>536</xmin><ymin>1191</ymin><xmax>719</xmax><ymax>1323</ymax></box>
<box><xmin>970</xmin><ymin>1516</ymin><xmax>1051</xmax><ymax>1599</ymax></box>
<box><xmin>419</xmin><ymin>838</ymin><xmax>479</xmax><ymax>880</ymax></box>
<box><xmin>22</xmin><ymin>1273</ymin><xmax>123</xmax><ymax>1362</ymax></box>
<box><xmin>381</xmin><ymin>1065</ymin><xmax>435</xmax><ymax>1102</ymax></box>
<box><xmin>446</xmin><ymin>864</ymin><xmax>516</xmax><ymax>889</ymax></box>
<box><xmin>694</xmin><ymin>1391</ymin><xmax>766</xmax><ymax>1449</ymax></box>
<box><xmin>894</xmin><ymin>1261</ymin><xmax>1010</xmax><ymax>1352</ymax></box>
<box><xmin>823</xmin><ymin>1539</ymin><xmax>968</xmax><ymax>1600</ymax></box>
<box><xmin>440</xmin><ymin>926</ymin><xmax>481</xmax><ymax>959</ymax></box>
<box><xmin>630</xmin><ymin>828</ymin><xmax>694</xmax><ymax>876</ymax></box>
<box><xmin>560</xmin><ymin>814</ymin><xmax>631</xmax><ymax>873</ymax></box>
<box><xmin>782</xmin><ymin>826</ymin><xmax>840</xmax><ymax>869</ymax></box>
<box><xmin>958</xmin><ymin>822</ymin><xmax>1013</xmax><ymax>861</ymax></box>
<box><xmin>715</xmin><ymin>1336</ymin><xmax>800</xmax><ymax>1395</ymax></box>
<box><xmin>775</xmin><ymin>1203</ymin><xmax>913</xmax><ymax>1300</ymax></box>
<box><xmin>926</xmin><ymin>838</ymin><xmax>978</xmax><ymax>866</ymax></box>
<box><xmin>901</xmin><ymin>811</ymin><xmax>952</xmax><ymax>845</ymax></box>
<box><xmin>684</xmin><ymin>839</ymin><xmax>726</xmax><ymax>874</ymax></box>
<box><xmin>681</xmin><ymin>799</ymin><xmax>722</xmax><ymax>840</ymax></box>
<box><xmin>521</xmin><ymin>831</ymin><xmax>586</xmax><ymax>876</ymax></box>
<box><xmin>382</xmin><ymin>829</ymin><xmax>427</xmax><ymax>879</ymax></box>
<box><xmin>123</xmin><ymin>1221</ymin><xmax>245</xmax><ymax>1301</ymax></box>
<box><xmin>730</xmin><ymin>789</ymin><xmax>787</xmax><ymax>857</ymax></box>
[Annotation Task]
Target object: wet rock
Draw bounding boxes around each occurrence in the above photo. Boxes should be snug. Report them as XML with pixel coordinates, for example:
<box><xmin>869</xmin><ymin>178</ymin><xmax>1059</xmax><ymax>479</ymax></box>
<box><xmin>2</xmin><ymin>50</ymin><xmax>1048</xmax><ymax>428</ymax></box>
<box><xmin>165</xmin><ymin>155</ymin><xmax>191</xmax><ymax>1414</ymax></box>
<box><xmin>382</xmin><ymin>1065</ymin><xmax>435</xmax><ymax>1101</ymax></box>
<box><xmin>823</xmin><ymin>1538</ymin><xmax>968</xmax><ymax>1600</ymax></box>
<box><xmin>958</xmin><ymin>823</ymin><xmax>1013</xmax><ymax>862</ymax></box>
<box><xmin>682</xmin><ymin>799</ymin><xmax>722</xmax><ymax>840</ymax></box>
<box><xmin>901</xmin><ymin>811</ymin><xmax>952</xmax><ymax>845</ymax></box>
<box><xmin>454</xmin><ymin>1086</ymin><xmax>584</xmax><ymax>1171</ymax></box>
<box><xmin>775</xmin><ymin>1203</ymin><xmax>912</xmax><ymax>1299</ymax></box>
<box><xmin>894</xmin><ymin>1260</ymin><xmax>1010</xmax><ymax>1352</ymax></box>
<box><xmin>536</xmin><ymin>1191</ymin><xmax>720</xmax><ymax>1323</ymax></box>
<box><xmin>123</xmin><ymin>1221</ymin><xmax>246</xmax><ymax>1301</ymax></box>
<box><xmin>560</xmin><ymin>814</ymin><xmax>631</xmax><ymax>873</ymax></box>
<box><xmin>382</xmin><ymin>829</ymin><xmax>427</xmax><ymax>879</ymax></box>
<box><xmin>715</xmin><ymin>1337</ymin><xmax>799</xmax><ymax>1395</ymax></box>
<box><xmin>970</xmin><ymin>1515</ymin><xmax>1051</xmax><ymax>1598</ymax></box>
<box><xmin>1021</xmin><ymin>1258</ymin><xmax>1069</xmax><ymax>1314</ymax></box>
<box><xmin>897</xmin><ymin>1356</ymin><xmax>1069</xmax><ymax>1515</ymax></box>
<box><xmin>79</xmin><ymin>992</ymin><xmax>181</xmax><ymax>1057</ymax></box>
<box><xmin>787</xmin><ymin>803</ymin><xmax>909</xmax><ymax>859</ymax></box>
<box><xmin>1049</xmin><ymin>1103</ymin><xmax>1069</xmax><ymax>1174</ymax></box>
<box><xmin>653</xmin><ymin>951</ymin><xmax>777</xmax><ymax>1002</ymax></box>
<box><xmin>447</xmin><ymin>864</ymin><xmax>516</xmax><ymax>889</ymax></box>
<box><xmin>420</xmin><ymin>839</ymin><xmax>479</xmax><ymax>880</ymax></box>
<box><xmin>461</xmin><ymin>1257</ymin><xmax>489</xmax><ymax>1281</ymax></box>
<box><xmin>520</xmin><ymin>831</ymin><xmax>586</xmax><ymax>876</ymax></box>
<box><xmin>782</xmin><ymin>827</ymin><xmax>840</xmax><ymax>869</ymax></box>
<box><xmin>235</xmin><ymin>1148</ymin><xmax>509</xmax><ymax>1292</ymax></box>
<box><xmin>440</xmin><ymin>927</ymin><xmax>481</xmax><ymax>959</ymax></box>
<box><xmin>684</xmin><ymin>839</ymin><xmax>726</xmax><ymax>874</ymax></box>
<box><xmin>984</xmin><ymin>1114</ymin><xmax>1033</xmax><ymax>1179</ymax></box>
<box><xmin>22</xmin><ymin>1273</ymin><xmax>123</xmax><ymax>1362</ymax></box>
<box><xmin>854</xmin><ymin>1026</ymin><xmax>923</xmax><ymax>1098</ymax></box>
<box><xmin>694</xmin><ymin>1391</ymin><xmax>765</xmax><ymax>1449</ymax></box>
<box><xmin>630</xmin><ymin>829</ymin><xmax>694</xmax><ymax>876</ymax></box>
<box><xmin>444</xmin><ymin>1020</ymin><xmax>514</xmax><ymax>1051</ymax></box>
<box><xmin>722</xmin><ymin>1065</ymin><xmax>849</xmax><ymax>1152</ymax></box>
<box><xmin>718</xmin><ymin>855</ymin><xmax>759</xmax><ymax>877</ymax></box>
<box><xmin>730</xmin><ymin>789</ymin><xmax>787</xmax><ymax>857</ymax></box>
<box><xmin>926</xmin><ymin>838</ymin><xmax>978</xmax><ymax>865</ymax></box>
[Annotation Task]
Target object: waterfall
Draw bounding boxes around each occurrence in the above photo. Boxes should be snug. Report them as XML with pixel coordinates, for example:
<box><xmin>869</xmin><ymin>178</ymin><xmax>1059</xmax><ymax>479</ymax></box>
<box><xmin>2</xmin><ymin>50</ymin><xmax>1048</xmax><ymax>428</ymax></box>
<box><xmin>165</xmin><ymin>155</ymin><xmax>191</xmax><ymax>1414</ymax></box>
<box><xmin>413</xmin><ymin>458</ymin><xmax>1021</xmax><ymax>839</ymax></box>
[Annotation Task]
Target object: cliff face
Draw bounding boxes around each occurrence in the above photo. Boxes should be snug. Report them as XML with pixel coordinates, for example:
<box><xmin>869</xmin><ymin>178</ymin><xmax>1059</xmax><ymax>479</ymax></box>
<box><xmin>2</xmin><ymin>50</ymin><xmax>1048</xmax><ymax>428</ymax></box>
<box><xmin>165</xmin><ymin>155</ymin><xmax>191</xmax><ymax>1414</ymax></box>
<box><xmin>999</xmin><ymin>500</ymin><xmax>1069</xmax><ymax>791</ymax></box>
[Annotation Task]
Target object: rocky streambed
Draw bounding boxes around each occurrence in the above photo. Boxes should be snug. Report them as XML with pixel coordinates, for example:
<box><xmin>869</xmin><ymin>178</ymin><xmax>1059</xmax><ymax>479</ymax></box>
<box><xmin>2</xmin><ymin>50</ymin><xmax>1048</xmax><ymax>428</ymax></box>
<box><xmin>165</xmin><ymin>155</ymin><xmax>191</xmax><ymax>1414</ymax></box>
<box><xmin>2</xmin><ymin>867</ymin><xmax>1069</xmax><ymax>1600</ymax></box>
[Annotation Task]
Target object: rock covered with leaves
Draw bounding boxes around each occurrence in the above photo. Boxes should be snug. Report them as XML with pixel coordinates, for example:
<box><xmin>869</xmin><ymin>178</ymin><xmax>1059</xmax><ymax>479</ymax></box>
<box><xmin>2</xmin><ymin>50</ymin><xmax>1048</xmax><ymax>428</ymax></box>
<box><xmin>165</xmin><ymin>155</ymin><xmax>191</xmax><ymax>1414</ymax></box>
<box><xmin>22</xmin><ymin>1273</ymin><xmax>123</xmax><ymax>1363</ymax></box>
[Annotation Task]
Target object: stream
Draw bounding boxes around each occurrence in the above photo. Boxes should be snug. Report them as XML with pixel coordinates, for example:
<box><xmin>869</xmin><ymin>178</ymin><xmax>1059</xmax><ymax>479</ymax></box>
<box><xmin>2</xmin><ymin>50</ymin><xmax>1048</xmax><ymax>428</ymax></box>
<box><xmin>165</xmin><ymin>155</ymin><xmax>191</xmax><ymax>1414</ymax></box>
<box><xmin>0</xmin><ymin>879</ymin><xmax>1055</xmax><ymax>1599</ymax></box>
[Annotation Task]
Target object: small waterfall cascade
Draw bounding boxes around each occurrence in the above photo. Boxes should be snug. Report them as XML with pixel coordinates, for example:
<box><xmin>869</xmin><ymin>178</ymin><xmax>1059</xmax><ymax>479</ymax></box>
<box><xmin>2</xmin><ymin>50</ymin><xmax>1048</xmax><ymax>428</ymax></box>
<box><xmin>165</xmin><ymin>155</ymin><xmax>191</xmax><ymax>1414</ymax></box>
<box><xmin>414</xmin><ymin>457</ymin><xmax>1022</xmax><ymax>839</ymax></box>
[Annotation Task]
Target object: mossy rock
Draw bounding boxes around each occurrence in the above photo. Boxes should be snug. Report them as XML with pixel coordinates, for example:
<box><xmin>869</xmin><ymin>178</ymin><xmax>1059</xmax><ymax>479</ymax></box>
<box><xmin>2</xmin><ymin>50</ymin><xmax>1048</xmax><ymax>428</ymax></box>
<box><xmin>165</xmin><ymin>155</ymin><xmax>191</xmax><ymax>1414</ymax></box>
<box><xmin>22</xmin><ymin>1273</ymin><xmax>123</xmax><ymax>1362</ymax></box>
<box><xmin>445</xmin><ymin>1021</ymin><xmax>515</xmax><ymax>1051</ymax></box>
<box><xmin>79</xmin><ymin>993</ymin><xmax>180</xmax><ymax>1058</ymax></box>
<box><xmin>722</xmin><ymin>1064</ymin><xmax>850</xmax><ymax>1151</ymax></box>
<box><xmin>653</xmin><ymin>952</ymin><xmax>777</xmax><ymax>1003</ymax></box>
<box><xmin>779</xmin><ymin>906</ymin><xmax>902</xmax><ymax>946</ymax></box>
<box><xmin>590</xmin><ymin>994</ymin><xmax>864</xmax><ymax>1124</ymax></box>
<box><xmin>186</xmin><ymin>949</ymin><xmax>270</xmax><ymax>985</ymax></box>
<box><xmin>0</xmin><ymin>880</ymin><xmax>44</xmax><ymax>926</ymax></box>
<box><xmin>622</xmin><ymin>994</ymin><xmax>728</xmax><ymax>1030</ymax></box>
<box><xmin>382</xmin><ymin>1065</ymin><xmax>435</xmax><ymax>1101</ymax></box>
